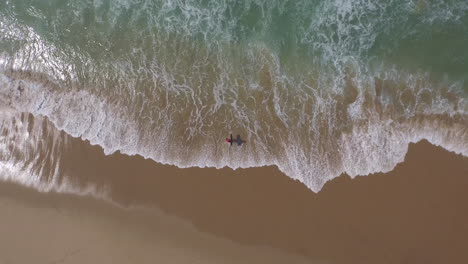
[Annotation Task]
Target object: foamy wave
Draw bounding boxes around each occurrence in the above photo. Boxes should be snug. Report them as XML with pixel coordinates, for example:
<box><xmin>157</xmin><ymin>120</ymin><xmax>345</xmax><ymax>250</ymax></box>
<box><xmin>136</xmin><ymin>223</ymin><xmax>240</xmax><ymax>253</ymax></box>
<box><xmin>0</xmin><ymin>73</ymin><xmax>140</xmax><ymax>155</ymax></box>
<box><xmin>0</xmin><ymin>70</ymin><xmax>466</xmax><ymax>192</ymax></box>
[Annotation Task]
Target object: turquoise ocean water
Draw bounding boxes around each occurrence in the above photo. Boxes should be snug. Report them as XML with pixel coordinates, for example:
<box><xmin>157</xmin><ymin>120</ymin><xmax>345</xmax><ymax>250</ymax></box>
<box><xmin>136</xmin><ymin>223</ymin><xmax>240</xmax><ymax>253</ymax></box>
<box><xmin>0</xmin><ymin>0</ymin><xmax>467</xmax><ymax>192</ymax></box>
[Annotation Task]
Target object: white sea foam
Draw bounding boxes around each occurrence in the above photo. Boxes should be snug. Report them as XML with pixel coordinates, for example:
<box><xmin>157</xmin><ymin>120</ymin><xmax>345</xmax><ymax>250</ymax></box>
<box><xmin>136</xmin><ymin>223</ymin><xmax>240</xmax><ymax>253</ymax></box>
<box><xmin>1</xmin><ymin>68</ymin><xmax>465</xmax><ymax>193</ymax></box>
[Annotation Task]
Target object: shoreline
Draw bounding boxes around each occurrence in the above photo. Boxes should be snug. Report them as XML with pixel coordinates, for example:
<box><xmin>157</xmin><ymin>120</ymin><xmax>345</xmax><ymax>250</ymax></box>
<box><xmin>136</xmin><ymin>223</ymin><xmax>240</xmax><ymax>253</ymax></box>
<box><xmin>0</xmin><ymin>138</ymin><xmax>467</xmax><ymax>263</ymax></box>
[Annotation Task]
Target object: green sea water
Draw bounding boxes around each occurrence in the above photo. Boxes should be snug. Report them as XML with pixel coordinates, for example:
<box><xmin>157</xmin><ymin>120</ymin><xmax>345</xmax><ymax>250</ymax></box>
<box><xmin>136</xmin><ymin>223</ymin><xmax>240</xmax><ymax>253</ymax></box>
<box><xmin>0</xmin><ymin>0</ymin><xmax>467</xmax><ymax>191</ymax></box>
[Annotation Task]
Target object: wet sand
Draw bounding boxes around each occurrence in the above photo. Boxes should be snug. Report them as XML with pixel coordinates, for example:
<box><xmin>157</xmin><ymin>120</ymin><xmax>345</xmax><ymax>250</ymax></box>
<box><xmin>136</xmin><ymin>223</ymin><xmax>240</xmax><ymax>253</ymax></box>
<box><xmin>1</xmin><ymin>139</ymin><xmax>467</xmax><ymax>264</ymax></box>
<box><xmin>0</xmin><ymin>182</ymin><xmax>310</xmax><ymax>264</ymax></box>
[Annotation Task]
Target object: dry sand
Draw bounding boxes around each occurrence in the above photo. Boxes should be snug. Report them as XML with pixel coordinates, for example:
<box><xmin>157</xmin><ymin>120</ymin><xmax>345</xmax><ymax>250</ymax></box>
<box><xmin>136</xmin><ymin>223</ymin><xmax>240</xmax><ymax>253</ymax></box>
<box><xmin>0</xmin><ymin>139</ymin><xmax>467</xmax><ymax>264</ymax></box>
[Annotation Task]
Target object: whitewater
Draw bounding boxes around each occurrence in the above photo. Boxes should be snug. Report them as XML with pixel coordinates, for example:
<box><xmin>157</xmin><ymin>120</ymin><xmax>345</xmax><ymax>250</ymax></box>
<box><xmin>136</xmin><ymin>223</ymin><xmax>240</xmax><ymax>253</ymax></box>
<box><xmin>0</xmin><ymin>0</ymin><xmax>467</xmax><ymax>193</ymax></box>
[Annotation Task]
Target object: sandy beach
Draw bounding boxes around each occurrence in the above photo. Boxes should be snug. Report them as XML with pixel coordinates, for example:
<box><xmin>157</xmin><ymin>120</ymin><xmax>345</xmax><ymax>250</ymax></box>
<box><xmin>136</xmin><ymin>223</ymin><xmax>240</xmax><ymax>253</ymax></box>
<box><xmin>1</xmin><ymin>1</ymin><xmax>468</xmax><ymax>263</ymax></box>
<box><xmin>0</xmin><ymin>139</ymin><xmax>467</xmax><ymax>264</ymax></box>
<box><xmin>0</xmin><ymin>182</ymin><xmax>311</xmax><ymax>264</ymax></box>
